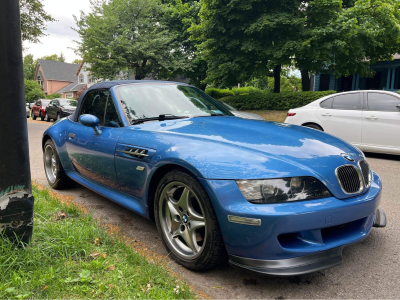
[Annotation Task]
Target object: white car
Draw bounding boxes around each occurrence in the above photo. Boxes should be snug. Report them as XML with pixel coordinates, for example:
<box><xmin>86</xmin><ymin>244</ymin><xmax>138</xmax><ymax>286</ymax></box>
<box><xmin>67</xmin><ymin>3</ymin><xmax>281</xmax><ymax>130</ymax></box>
<box><xmin>218</xmin><ymin>100</ymin><xmax>265</xmax><ymax>120</ymax></box>
<box><xmin>285</xmin><ymin>90</ymin><xmax>400</xmax><ymax>155</ymax></box>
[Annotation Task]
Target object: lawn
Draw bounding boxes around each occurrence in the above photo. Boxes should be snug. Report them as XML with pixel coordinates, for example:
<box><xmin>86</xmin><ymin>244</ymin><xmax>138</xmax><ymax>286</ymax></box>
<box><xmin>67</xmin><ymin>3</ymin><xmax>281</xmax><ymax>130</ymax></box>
<box><xmin>0</xmin><ymin>186</ymin><xmax>193</xmax><ymax>299</ymax></box>
<box><xmin>244</xmin><ymin>110</ymin><xmax>288</xmax><ymax>123</ymax></box>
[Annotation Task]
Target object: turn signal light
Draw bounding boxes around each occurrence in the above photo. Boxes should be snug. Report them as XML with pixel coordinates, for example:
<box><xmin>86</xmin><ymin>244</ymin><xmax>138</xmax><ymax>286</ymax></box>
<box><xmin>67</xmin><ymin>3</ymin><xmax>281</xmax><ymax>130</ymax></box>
<box><xmin>287</xmin><ymin>112</ymin><xmax>296</xmax><ymax>117</ymax></box>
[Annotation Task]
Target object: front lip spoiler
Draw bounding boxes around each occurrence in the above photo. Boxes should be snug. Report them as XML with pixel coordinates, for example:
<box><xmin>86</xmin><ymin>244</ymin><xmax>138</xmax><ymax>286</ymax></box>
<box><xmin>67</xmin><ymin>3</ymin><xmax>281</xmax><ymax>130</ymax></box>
<box><xmin>229</xmin><ymin>246</ymin><xmax>344</xmax><ymax>276</ymax></box>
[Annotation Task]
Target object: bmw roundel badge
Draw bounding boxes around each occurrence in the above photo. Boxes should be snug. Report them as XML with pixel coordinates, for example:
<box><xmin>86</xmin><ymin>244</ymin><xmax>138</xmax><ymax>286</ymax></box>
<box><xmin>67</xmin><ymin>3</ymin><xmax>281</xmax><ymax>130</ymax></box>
<box><xmin>341</xmin><ymin>154</ymin><xmax>355</xmax><ymax>162</ymax></box>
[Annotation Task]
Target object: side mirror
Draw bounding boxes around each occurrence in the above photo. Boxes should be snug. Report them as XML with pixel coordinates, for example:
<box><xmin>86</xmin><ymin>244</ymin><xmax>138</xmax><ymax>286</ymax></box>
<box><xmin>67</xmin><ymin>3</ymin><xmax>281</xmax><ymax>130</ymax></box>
<box><xmin>79</xmin><ymin>114</ymin><xmax>102</xmax><ymax>135</ymax></box>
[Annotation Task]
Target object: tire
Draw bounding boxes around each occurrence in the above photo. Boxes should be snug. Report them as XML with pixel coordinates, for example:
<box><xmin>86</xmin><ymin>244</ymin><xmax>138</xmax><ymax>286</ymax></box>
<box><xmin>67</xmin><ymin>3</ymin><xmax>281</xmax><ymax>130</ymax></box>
<box><xmin>43</xmin><ymin>139</ymin><xmax>72</xmax><ymax>189</ymax></box>
<box><xmin>40</xmin><ymin>111</ymin><xmax>44</xmax><ymax>121</ymax></box>
<box><xmin>304</xmin><ymin>123</ymin><xmax>323</xmax><ymax>131</ymax></box>
<box><xmin>45</xmin><ymin>113</ymin><xmax>50</xmax><ymax>122</ymax></box>
<box><xmin>57</xmin><ymin>113</ymin><xmax>61</xmax><ymax>120</ymax></box>
<box><xmin>154</xmin><ymin>169</ymin><xmax>227</xmax><ymax>271</ymax></box>
<box><xmin>32</xmin><ymin>111</ymin><xmax>36</xmax><ymax>120</ymax></box>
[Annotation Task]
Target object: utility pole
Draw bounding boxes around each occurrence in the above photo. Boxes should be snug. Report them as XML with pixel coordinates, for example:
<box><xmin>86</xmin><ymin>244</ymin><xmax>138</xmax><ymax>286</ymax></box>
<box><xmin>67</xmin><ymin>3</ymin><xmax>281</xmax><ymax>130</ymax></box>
<box><xmin>0</xmin><ymin>0</ymin><xmax>34</xmax><ymax>243</ymax></box>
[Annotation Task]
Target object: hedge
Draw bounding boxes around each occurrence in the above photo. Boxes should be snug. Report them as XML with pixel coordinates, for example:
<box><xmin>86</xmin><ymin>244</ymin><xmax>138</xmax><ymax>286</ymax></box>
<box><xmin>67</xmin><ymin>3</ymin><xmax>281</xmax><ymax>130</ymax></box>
<box><xmin>220</xmin><ymin>90</ymin><xmax>336</xmax><ymax>111</ymax></box>
<box><xmin>205</xmin><ymin>86</ymin><xmax>263</xmax><ymax>99</ymax></box>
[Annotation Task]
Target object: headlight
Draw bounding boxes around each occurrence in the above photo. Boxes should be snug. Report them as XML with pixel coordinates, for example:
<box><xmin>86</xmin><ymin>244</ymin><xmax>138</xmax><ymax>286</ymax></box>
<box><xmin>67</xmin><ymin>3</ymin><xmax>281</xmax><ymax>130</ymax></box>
<box><xmin>236</xmin><ymin>177</ymin><xmax>331</xmax><ymax>204</ymax></box>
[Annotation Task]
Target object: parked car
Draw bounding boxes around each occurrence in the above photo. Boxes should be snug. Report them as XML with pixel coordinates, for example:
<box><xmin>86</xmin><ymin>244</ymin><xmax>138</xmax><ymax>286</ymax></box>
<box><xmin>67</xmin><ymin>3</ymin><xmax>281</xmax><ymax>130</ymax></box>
<box><xmin>45</xmin><ymin>98</ymin><xmax>78</xmax><ymax>122</ymax></box>
<box><xmin>218</xmin><ymin>100</ymin><xmax>264</xmax><ymax>120</ymax></box>
<box><xmin>26</xmin><ymin>102</ymin><xmax>33</xmax><ymax>109</ymax></box>
<box><xmin>31</xmin><ymin>99</ymin><xmax>50</xmax><ymax>121</ymax></box>
<box><xmin>42</xmin><ymin>81</ymin><xmax>386</xmax><ymax>276</ymax></box>
<box><xmin>285</xmin><ymin>90</ymin><xmax>400</xmax><ymax>155</ymax></box>
<box><xmin>26</xmin><ymin>106</ymin><xmax>30</xmax><ymax>118</ymax></box>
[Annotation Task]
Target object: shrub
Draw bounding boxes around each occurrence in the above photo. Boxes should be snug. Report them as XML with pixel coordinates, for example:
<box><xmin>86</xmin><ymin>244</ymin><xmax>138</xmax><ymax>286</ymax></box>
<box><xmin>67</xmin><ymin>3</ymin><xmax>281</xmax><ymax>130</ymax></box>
<box><xmin>46</xmin><ymin>93</ymin><xmax>62</xmax><ymax>99</ymax></box>
<box><xmin>24</xmin><ymin>79</ymin><xmax>45</xmax><ymax>102</ymax></box>
<box><xmin>205</xmin><ymin>88</ymin><xmax>234</xmax><ymax>99</ymax></box>
<box><xmin>220</xmin><ymin>91</ymin><xmax>336</xmax><ymax>111</ymax></box>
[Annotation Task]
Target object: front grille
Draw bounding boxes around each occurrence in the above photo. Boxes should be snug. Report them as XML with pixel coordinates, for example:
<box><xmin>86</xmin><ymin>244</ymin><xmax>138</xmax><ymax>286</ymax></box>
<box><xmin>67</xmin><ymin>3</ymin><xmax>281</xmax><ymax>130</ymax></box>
<box><xmin>359</xmin><ymin>160</ymin><xmax>371</xmax><ymax>186</ymax></box>
<box><xmin>336</xmin><ymin>165</ymin><xmax>362</xmax><ymax>194</ymax></box>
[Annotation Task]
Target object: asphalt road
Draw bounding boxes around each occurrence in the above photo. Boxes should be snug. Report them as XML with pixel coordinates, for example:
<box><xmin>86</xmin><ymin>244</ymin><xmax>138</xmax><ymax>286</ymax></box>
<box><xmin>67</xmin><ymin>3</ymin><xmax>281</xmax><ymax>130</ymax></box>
<box><xmin>27</xmin><ymin>118</ymin><xmax>400</xmax><ymax>299</ymax></box>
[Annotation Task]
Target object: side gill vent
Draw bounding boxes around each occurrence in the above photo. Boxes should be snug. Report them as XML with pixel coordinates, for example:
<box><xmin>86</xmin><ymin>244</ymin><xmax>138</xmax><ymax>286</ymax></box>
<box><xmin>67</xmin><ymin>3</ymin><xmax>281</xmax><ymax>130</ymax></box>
<box><xmin>117</xmin><ymin>148</ymin><xmax>149</xmax><ymax>159</ymax></box>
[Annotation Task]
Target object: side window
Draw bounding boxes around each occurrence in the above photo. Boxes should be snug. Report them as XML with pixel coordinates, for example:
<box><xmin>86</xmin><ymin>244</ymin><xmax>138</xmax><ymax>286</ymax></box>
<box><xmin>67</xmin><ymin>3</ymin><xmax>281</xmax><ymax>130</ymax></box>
<box><xmin>368</xmin><ymin>93</ymin><xmax>400</xmax><ymax>112</ymax></box>
<box><xmin>320</xmin><ymin>98</ymin><xmax>333</xmax><ymax>109</ymax></box>
<box><xmin>104</xmin><ymin>97</ymin><xmax>123</xmax><ymax>127</ymax></box>
<box><xmin>35</xmin><ymin>100</ymin><xmax>41</xmax><ymax>106</ymax></box>
<box><xmin>78</xmin><ymin>89</ymin><xmax>109</xmax><ymax>125</ymax></box>
<box><xmin>332</xmin><ymin>93</ymin><xmax>359</xmax><ymax>110</ymax></box>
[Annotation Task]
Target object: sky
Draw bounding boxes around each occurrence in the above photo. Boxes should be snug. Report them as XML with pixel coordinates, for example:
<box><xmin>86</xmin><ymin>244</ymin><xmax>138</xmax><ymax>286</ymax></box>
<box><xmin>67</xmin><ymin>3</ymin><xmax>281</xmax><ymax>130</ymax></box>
<box><xmin>24</xmin><ymin>0</ymin><xmax>92</xmax><ymax>63</ymax></box>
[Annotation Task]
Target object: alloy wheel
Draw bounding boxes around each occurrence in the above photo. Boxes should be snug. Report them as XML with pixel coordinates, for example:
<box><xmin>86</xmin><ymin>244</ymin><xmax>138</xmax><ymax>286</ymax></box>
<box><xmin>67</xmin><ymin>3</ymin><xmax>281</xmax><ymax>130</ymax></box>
<box><xmin>44</xmin><ymin>145</ymin><xmax>57</xmax><ymax>184</ymax></box>
<box><xmin>159</xmin><ymin>182</ymin><xmax>207</xmax><ymax>259</ymax></box>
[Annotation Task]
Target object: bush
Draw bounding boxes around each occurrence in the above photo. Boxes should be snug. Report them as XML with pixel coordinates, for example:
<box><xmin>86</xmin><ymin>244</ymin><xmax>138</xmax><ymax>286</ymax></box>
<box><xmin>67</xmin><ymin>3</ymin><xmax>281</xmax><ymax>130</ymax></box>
<box><xmin>46</xmin><ymin>93</ymin><xmax>62</xmax><ymax>99</ymax></box>
<box><xmin>231</xmin><ymin>86</ymin><xmax>262</xmax><ymax>96</ymax></box>
<box><xmin>220</xmin><ymin>91</ymin><xmax>336</xmax><ymax>111</ymax></box>
<box><xmin>24</xmin><ymin>79</ymin><xmax>45</xmax><ymax>102</ymax></box>
<box><xmin>205</xmin><ymin>88</ymin><xmax>234</xmax><ymax>99</ymax></box>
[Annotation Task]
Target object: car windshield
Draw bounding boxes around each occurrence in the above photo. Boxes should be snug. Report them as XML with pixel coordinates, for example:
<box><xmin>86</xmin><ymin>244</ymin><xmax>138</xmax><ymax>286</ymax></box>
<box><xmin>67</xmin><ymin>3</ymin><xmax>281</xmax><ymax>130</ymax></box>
<box><xmin>115</xmin><ymin>84</ymin><xmax>233</xmax><ymax>123</ymax></box>
<box><xmin>59</xmin><ymin>99</ymin><xmax>77</xmax><ymax>107</ymax></box>
<box><xmin>219</xmin><ymin>100</ymin><xmax>236</xmax><ymax>111</ymax></box>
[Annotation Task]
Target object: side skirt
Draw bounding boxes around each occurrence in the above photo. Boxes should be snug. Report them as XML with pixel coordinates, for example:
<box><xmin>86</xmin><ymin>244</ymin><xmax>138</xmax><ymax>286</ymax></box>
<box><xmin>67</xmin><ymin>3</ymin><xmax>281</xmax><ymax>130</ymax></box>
<box><xmin>66</xmin><ymin>171</ymin><xmax>148</xmax><ymax>218</ymax></box>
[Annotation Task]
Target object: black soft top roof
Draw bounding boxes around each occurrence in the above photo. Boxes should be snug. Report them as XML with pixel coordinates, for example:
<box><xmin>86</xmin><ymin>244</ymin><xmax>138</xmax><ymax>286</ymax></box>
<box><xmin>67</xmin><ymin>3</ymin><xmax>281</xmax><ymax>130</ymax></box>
<box><xmin>72</xmin><ymin>80</ymin><xmax>190</xmax><ymax>122</ymax></box>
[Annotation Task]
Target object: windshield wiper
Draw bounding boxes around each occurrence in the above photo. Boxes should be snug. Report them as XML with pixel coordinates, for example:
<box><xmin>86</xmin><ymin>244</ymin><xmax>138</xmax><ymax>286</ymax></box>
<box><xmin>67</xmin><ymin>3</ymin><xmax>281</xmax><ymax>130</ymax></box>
<box><xmin>131</xmin><ymin>114</ymin><xmax>189</xmax><ymax>125</ymax></box>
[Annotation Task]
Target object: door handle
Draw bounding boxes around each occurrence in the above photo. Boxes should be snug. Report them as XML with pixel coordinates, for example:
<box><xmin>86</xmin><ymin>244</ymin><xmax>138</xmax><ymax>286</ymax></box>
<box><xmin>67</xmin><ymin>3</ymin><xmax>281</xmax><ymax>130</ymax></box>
<box><xmin>321</xmin><ymin>113</ymin><xmax>332</xmax><ymax>116</ymax></box>
<box><xmin>365</xmin><ymin>116</ymin><xmax>378</xmax><ymax>120</ymax></box>
<box><xmin>68</xmin><ymin>133</ymin><xmax>76</xmax><ymax>139</ymax></box>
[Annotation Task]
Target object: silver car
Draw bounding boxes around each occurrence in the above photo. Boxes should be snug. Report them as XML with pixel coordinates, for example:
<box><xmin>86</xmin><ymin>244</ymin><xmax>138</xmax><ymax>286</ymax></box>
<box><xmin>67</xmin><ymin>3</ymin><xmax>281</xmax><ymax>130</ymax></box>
<box><xmin>218</xmin><ymin>100</ymin><xmax>264</xmax><ymax>120</ymax></box>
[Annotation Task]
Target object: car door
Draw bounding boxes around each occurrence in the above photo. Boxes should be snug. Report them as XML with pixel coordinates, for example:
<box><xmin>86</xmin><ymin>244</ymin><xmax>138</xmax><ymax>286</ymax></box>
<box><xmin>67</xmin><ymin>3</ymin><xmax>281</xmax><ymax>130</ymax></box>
<box><xmin>65</xmin><ymin>89</ymin><xmax>125</xmax><ymax>189</ymax></box>
<box><xmin>47</xmin><ymin>100</ymin><xmax>55</xmax><ymax>118</ymax></box>
<box><xmin>316</xmin><ymin>92</ymin><xmax>363</xmax><ymax>145</ymax></box>
<box><xmin>361</xmin><ymin>92</ymin><xmax>400</xmax><ymax>150</ymax></box>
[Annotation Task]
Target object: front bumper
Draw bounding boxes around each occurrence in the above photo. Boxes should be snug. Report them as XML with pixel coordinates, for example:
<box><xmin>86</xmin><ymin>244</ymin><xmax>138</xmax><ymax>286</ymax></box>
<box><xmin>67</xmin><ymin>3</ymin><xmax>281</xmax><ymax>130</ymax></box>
<box><xmin>202</xmin><ymin>171</ymin><xmax>384</xmax><ymax>275</ymax></box>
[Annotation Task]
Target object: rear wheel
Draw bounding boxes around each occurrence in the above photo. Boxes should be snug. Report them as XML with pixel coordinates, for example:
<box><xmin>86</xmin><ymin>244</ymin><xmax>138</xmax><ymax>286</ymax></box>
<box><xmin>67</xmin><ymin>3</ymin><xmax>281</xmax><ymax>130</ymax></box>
<box><xmin>45</xmin><ymin>113</ymin><xmax>50</xmax><ymax>122</ymax></box>
<box><xmin>303</xmin><ymin>123</ymin><xmax>323</xmax><ymax>131</ymax></box>
<box><xmin>57</xmin><ymin>113</ymin><xmax>61</xmax><ymax>120</ymax></box>
<box><xmin>154</xmin><ymin>169</ymin><xmax>227</xmax><ymax>271</ymax></box>
<box><xmin>40</xmin><ymin>111</ymin><xmax>44</xmax><ymax>121</ymax></box>
<box><xmin>43</xmin><ymin>139</ymin><xmax>72</xmax><ymax>189</ymax></box>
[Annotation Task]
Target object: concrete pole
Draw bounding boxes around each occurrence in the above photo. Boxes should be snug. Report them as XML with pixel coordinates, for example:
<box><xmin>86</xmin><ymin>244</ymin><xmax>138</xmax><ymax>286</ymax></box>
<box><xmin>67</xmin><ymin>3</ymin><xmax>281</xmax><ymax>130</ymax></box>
<box><xmin>0</xmin><ymin>0</ymin><xmax>34</xmax><ymax>243</ymax></box>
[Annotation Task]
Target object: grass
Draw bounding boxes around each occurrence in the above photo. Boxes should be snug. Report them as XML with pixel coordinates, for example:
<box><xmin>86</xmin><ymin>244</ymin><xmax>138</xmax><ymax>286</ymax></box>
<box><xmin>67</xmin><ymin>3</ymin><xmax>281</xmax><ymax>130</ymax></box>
<box><xmin>0</xmin><ymin>186</ymin><xmax>193</xmax><ymax>299</ymax></box>
<box><xmin>244</xmin><ymin>110</ymin><xmax>288</xmax><ymax>123</ymax></box>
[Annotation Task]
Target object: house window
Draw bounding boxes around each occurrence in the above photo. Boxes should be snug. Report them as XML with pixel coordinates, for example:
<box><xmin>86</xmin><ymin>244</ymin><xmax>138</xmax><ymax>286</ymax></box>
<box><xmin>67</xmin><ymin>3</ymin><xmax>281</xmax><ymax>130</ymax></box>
<box><xmin>65</xmin><ymin>92</ymin><xmax>74</xmax><ymax>99</ymax></box>
<box><xmin>79</xmin><ymin>74</ymin><xmax>84</xmax><ymax>83</ymax></box>
<box><xmin>88</xmin><ymin>76</ymin><xmax>93</xmax><ymax>84</ymax></box>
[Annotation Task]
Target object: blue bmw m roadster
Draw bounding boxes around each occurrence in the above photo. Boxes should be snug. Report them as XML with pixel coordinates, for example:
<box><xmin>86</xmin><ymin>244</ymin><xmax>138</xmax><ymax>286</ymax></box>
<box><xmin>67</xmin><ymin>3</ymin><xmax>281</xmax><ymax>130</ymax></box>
<box><xmin>42</xmin><ymin>81</ymin><xmax>386</xmax><ymax>276</ymax></box>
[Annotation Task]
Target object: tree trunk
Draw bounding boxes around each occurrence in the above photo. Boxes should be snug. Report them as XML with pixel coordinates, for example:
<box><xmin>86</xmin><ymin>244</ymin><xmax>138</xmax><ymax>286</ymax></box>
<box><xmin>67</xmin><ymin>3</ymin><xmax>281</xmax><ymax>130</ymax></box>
<box><xmin>273</xmin><ymin>65</ymin><xmax>281</xmax><ymax>93</ymax></box>
<box><xmin>134</xmin><ymin>59</ymin><xmax>148</xmax><ymax>80</ymax></box>
<box><xmin>301</xmin><ymin>69</ymin><xmax>311</xmax><ymax>91</ymax></box>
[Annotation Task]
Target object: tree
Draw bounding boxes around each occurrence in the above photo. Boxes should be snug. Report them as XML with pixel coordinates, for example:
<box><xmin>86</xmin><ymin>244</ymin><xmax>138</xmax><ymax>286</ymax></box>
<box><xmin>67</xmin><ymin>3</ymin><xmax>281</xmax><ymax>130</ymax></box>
<box><xmin>162</xmin><ymin>0</ymin><xmax>208</xmax><ymax>89</ymax></box>
<box><xmin>191</xmin><ymin>0</ymin><xmax>301</xmax><ymax>90</ymax></box>
<box><xmin>23</xmin><ymin>54</ymin><xmax>36</xmax><ymax>80</ymax></box>
<box><xmin>72</xmin><ymin>58</ymin><xmax>83</xmax><ymax>65</ymax></box>
<box><xmin>41</xmin><ymin>53</ymin><xmax>66</xmax><ymax>62</ymax></box>
<box><xmin>75</xmin><ymin>0</ymin><xmax>185</xmax><ymax>80</ymax></box>
<box><xmin>25</xmin><ymin>79</ymin><xmax>45</xmax><ymax>102</ymax></box>
<box><xmin>20</xmin><ymin>0</ymin><xmax>55</xmax><ymax>43</ymax></box>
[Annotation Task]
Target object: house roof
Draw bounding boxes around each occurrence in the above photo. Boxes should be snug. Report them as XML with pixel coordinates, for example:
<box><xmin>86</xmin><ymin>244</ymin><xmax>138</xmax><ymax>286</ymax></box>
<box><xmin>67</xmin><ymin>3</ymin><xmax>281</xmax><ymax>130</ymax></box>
<box><xmin>38</xmin><ymin>59</ymin><xmax>80</xmax><ymax>82</ymax></box>
<box><xmin>56</xmin><ymin>80</ymin><xmax>87</xmax><ymax>93</ymax></box>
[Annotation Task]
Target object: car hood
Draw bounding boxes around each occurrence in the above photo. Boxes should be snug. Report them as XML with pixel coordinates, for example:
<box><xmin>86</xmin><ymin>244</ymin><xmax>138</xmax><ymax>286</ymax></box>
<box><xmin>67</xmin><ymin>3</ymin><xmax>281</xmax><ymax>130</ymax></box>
<box><xmin>61</xmin><ymin>105</ymin><xmax>76</xmax><ymax>110</ymax></box>
<box><xmin>231</xmin><ymin>111</ymin><xmax>264</xmax><ymax>120</ymax></box>
<box><xmin>122</xmin><ymin>116</ymin><xmax>366</xmax><ymax>198</ymax></box>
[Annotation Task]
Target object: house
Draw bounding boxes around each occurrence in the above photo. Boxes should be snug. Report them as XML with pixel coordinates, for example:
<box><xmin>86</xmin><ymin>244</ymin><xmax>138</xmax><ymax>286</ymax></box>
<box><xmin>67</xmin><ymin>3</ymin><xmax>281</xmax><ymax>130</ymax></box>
<box><xmin>313</xmin><ymin>54</ymin><xmax>400</xmax><ymax>92</ymax></box>
<box><xmin>57</xmin><ymin>61</ymin><xmax>95</xmax><ymax>99</ymax></box>
<box><xmin>34</xmin><ymin>60</ymin><xmax>81</xmax><ymax>96</ymax></box>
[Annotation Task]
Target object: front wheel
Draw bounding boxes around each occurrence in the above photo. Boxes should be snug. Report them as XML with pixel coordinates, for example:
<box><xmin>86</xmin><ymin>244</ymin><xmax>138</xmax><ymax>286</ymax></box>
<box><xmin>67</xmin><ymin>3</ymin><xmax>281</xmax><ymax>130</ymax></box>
<box><xmin>32</xmin><ymin>110</ymin><xmax>36</xmax><ymax>120</ymax></box>
<box><xmin>43</xmin><ymin>139</ymin><xmax>72</xmax><ymax>189</ymax></box>
<box><xmin>154</xmin><ymin>169</ymin><xmax>227</xmax><ymax>271</ymax></box>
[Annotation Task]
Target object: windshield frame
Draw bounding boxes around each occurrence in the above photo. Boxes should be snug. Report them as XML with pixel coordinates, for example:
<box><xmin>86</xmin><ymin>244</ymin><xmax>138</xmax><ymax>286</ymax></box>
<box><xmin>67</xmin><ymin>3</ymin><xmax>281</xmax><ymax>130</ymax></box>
<box><xmin>114</xmin><ymin>83</ymin><xmax>233</xmax><ymax>123</ymax></box>
<box><xmin>58</xmin><ymin>99</ymin><xmax>78</xmax><ymax>106</ymax></box>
